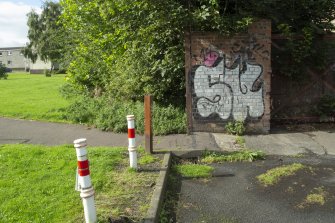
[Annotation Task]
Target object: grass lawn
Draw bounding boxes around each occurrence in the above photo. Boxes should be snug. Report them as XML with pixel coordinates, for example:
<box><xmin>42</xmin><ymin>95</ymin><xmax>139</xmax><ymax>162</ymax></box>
<box><xmin>0</xmin><ymin>73</ymin><xmax>69</xmax><ymax>122</ymax></box>
<box><xmin>0</xmin><ymin>144</ymin><xmax>160</xmax><ymax>222</ymax></box>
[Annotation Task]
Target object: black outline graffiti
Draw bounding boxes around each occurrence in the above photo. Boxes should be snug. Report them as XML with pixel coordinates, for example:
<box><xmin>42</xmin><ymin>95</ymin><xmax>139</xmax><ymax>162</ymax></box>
<box><xmin>230</xmin><ymin>36</ymin><xmax>270</xmax><ymax>62</ymax></box>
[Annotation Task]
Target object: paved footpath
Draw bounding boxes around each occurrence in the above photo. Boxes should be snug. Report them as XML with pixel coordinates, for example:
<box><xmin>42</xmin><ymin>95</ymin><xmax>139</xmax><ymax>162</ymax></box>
<box><xmin>0</xmin><ymin>118</ymin><xmax>218</xmax><ymax>150</ymax></box>
<box><xmin>1</xmin><ymin>117</ymin><xmax>334</xmax><ymax>156</ymax></box>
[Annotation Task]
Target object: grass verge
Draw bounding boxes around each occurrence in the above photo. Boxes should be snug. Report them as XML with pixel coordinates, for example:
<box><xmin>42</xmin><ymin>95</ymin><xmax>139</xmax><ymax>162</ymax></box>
<box><xmin>0</xmin><ymin>144</ymin><xmax>160</xmax><ymax>222</ymax></box>
<box><xmin>0</xmin><ymin>73</ymin><xmax>69</xmax><ymax>122</ymax></box>
<box><xmin>257</xmin><ymin>163</ymin><xmax>305</xmax><ymax>187</ymax></box>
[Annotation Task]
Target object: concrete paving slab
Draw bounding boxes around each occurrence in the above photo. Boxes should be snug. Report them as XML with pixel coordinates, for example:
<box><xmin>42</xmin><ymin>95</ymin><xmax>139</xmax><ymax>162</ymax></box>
<box><xmin>309</xmin><ymin>131</ymin><xmax>335</xmax><ymax>155</ymax></box>
<box><xmin>154</xmin><ymin>132</ymin><xmax>218</xmax><ymax>151</ymax></box>
<box><xmin>212</xmin><ymin>133</ymin><xmax>240</xmax><ymax>151</ymax></box>
<box><xmin>244</xmin><ymin>133</ymin><xmax>326</xmax><ymax>155</ymax></box>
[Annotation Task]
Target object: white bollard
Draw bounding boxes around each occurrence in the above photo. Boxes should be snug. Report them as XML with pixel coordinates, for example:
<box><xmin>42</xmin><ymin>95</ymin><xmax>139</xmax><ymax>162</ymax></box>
<box><xmin>74</xmin><ymin>138</ymin><xmax>97</xmax><ymax>223</ymax></box>
<box><xmin>126</xmin><ymin>115</ymin><xmax>137</xmax><ymax>169</ymax></box>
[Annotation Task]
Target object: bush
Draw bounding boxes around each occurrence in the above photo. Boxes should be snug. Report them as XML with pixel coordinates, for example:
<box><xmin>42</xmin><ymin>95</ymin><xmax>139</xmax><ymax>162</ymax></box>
<box><xmin>0</xmin><ymin>64</ymin><xmax>8</xmax><ymax>79</ymax></box>
<box><xmin>63</xmin><ymin>96</ymin><xmax>186</xmax><ymax>135</ymax></box>
<box><xmin>44</xmin><ymin>69</ymin><xmax>52</xmax><ymax>77</ymax></box>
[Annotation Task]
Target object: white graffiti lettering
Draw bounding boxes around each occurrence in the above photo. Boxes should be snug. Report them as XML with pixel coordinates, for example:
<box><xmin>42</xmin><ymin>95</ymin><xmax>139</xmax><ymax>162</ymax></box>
<box><xmin>193</xmin><ymin>57</ymin><xmax>264</xmax><ymax>121</ymax></box>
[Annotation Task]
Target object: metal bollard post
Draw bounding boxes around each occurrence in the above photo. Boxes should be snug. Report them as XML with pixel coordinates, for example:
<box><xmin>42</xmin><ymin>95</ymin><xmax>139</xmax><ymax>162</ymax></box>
<box><xmin>74</xmin><ymin>138</ymin><xmax>97</xmax><ymax>223</ymax></box>
<box><xmin>126</xmin><ymin>115</ymin><xmax>137</xmax><ymax>169</ymax></box>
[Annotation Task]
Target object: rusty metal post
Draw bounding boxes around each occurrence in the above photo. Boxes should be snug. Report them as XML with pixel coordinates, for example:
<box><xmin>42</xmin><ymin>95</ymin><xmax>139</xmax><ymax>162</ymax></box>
<box><xmin>144</xmin><ymin>95</ymin><xmax>153</xmax><ymax>154</ymax></box>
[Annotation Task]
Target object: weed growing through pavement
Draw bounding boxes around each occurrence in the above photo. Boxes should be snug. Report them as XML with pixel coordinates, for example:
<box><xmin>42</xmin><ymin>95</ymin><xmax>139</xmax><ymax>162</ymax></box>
<box><xmin>257</xmin><ymin>163</ymin><xmax>306</xmax><ymax>187</ymax></box>
<box><xmin>173</xmin><ymin>164</ymin><xmax>214</xmax><ymax>178</ymax></box>
<box><xmin>297</xmin><ymin>187</ymin><xmax>327</xmax><ymax>208</ymax></box>
<box><xmin>201</xmin><ymin>150</ymin><xmax>265</xmax><ymax>164</ymax></box>
<box><xmin>235</xmin><ymin>136</ymin><xmax>246</xmax><ymax>148</ymax></box>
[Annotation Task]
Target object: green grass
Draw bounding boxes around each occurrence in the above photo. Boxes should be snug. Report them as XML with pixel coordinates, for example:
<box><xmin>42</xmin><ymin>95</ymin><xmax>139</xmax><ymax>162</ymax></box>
<box><xmin>174</xmin><ymin>164</ymin><xmax>214</xmax><ymax>178</ymax></box>
<box><xmin>235</xmin><ymin>136</ymin><xmax>245</xmax><ymax>147</ymax></box>
<box><xmin>201</xmin><ymin>150</ymin><xmax>265</xmax><ymax>163</ymax></box>
<box><xmin>257</xmin><ymin>163</ymin><xmax>305</xmax><ymax>186</ymax></box>
<box><xmin>0</xmin><ymin>144</ymin><xmax>160</xmax><ymax>222</ymax></box>
<box><xmin>138</xmin><ymin>154</ymin><xmax>159</xmax><ymax>165</ymax></box>
<box><xmin>0</xmin><ymin>73</ymin><xmax>69</xmax><ymax>122</ymax></box>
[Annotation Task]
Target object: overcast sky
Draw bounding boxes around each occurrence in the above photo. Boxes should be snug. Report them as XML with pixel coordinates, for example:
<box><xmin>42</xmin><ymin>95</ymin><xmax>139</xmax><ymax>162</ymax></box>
<box><xmin>0</xmin><ymin>0</ymin><xmax>45</xmax><ymax>47</ymax></box>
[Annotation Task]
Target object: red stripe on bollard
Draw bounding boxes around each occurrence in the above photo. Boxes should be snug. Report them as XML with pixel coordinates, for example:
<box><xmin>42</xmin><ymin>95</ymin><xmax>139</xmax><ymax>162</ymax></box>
<box><xmin>128</xmin><ymin>128</ymin><xmax>135</xmax><ymax>138</ymax></box>
<box><xmin>78</xmin><ymin>160</ymin><xmax>89</xmax><ymax>169</ymax></box>
<box><xmin>78</xmin><ymin>168</ymin><xmax>90</xmax><ymax>176</ymax></box>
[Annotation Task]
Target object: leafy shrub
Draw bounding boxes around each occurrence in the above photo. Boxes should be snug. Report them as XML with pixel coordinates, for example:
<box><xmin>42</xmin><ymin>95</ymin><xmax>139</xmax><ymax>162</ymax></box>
<box><xmin>63</xmin><ymin>96</ymin><xmax>98</xmax><ymax>124</ymax></box>
<box><xmin>0</xmin><ymin>64</ymin><xmax>8</xmax><ymax>80</ymax></box>
<box><xmin>63</xmin><ymin>95</ymin><xmax>186</xmax><ymax>135</ymax></box>
<box><xmin>44</xmin><ymin>69</ymin><xmax>52</xmax><ymax>77</ymax></box>
<box><xmin>225</xmin><ymin>120</ymin><xmax>246</xmax><ymax>135</ymax></box>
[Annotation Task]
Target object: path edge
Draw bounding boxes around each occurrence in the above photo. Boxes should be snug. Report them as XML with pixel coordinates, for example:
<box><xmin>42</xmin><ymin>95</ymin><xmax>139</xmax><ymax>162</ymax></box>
<box><xmin>143</xmin><ymin>152</ymin><xmax>172</xmax><ymax>223</ymax></box>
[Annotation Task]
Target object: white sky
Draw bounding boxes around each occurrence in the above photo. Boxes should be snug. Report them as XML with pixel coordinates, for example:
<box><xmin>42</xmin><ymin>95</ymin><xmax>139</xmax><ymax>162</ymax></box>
<box><xmin>0</xmin><ymin>1</ymin><xmax>43</xmax><ymax>47</ymax></box>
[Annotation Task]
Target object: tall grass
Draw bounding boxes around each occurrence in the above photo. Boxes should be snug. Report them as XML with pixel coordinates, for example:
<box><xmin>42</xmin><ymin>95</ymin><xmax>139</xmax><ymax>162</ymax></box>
<box><xmin>64</xmin><ymin>96</ymin><xmax>187</xmax><ymax>135</ymax></box>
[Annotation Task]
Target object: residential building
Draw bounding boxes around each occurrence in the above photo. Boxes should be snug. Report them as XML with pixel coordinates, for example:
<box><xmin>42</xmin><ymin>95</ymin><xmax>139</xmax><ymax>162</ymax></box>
<box><xmin>0</xmin><ymin>47</ymin><xmax>29</xmax><ymax>71</ymax></box>
<box><xmin>0</xmin><ymin>47</ymin><xmax>52</xmax><ymax>73</ymax></box>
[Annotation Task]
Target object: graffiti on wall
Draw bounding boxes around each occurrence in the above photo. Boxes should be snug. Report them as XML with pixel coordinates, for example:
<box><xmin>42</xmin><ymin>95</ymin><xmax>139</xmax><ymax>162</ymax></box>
<box><xmin>192</xmin><ymin>41</ymin><xmax>265</xmax><ymax>121</ymax></box>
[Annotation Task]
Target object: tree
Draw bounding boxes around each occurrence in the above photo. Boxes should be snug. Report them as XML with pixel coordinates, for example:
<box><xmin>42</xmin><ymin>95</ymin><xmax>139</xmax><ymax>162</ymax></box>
<box><xmin>0</xmin><ymin>64</ymin><xmax>8</xmax><ymax>80</ymax></box>
<box><xmin>60</xmin><ymin>0</ymin><xmax>189</xmax><ymax>104</ymax></box>
<box><xmin>24</xmin><ymin>1</ymin><xmax>70</xmax><ymax>70</ymax></box>
<box><xmin>59</xmin><ymin>0</ymin><xmax>335</xmax><ymax>104</ymax></box>
<box><xmin>191</xmin><ymin>0</ymin><xmax>335</xmax><ymax>79</ymax></box>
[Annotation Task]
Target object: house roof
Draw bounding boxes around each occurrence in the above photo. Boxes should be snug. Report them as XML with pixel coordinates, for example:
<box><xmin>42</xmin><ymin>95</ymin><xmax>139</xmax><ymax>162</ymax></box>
<box><xmin>0</xmin><ymin>47</ymin><xmax>24</xmax><ymax>51</ymax></box>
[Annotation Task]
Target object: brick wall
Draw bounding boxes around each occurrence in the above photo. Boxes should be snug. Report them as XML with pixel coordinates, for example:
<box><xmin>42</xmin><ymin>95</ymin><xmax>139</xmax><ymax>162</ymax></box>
<box><xmin>185</xmin><ymin>20</ymin><xmax>271</xmax><ymax>134</ymax></box>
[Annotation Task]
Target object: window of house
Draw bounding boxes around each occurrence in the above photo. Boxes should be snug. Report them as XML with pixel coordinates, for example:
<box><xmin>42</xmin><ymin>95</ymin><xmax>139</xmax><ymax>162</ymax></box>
<box><xmin>7</xmin><ymin>60</ymin><xmax>11</xmax><ymax>65</ymax></box>
<box><xmin>0</xmin><ymin>61</ymin><xmax>2</xmax><ymax>65</ymax></box>
<box><xmin>8</xmin><ymin>51</ymin><xmax>12</xmax><ymax>56</ymax></box>
<box><xmin>0</xmin><ymin>52</ymin><xmax>2</xmax><ymax>56</ymax></box>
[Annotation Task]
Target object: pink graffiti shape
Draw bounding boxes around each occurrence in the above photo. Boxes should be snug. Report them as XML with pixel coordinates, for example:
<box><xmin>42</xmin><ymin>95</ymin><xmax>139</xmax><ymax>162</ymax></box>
<box><xmin>204</xmin><ymin>51</ymin><xmax>219</xmax><ymax>67</ymax></box>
